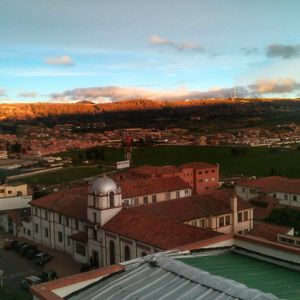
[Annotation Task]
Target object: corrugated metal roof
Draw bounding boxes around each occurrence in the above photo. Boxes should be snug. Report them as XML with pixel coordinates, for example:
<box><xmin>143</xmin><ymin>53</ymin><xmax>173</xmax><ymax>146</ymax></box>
<box><xmin>66</xmin><ymin>254</ymin><xmax>278</xmax><ymax>300</ymax></box>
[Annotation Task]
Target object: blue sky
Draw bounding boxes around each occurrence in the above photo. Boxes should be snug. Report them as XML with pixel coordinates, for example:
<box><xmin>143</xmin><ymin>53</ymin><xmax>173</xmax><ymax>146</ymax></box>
<box><xmin>1</xmin><ymin>0</ymin><xmax>300</xmax><ymax>102</ymax></box>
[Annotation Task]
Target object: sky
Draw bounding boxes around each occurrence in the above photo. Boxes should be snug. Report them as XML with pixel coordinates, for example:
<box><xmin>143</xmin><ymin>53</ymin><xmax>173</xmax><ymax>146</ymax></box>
<box><xmin>1</xmin><ymin>0</ymin><xmax>300</xmax><ymax>102</ymax></box>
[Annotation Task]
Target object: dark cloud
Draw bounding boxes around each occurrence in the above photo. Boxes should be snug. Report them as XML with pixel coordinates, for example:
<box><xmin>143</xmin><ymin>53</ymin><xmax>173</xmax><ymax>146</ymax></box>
<box><xmin>241</xmin><ymin>47</ymin><xmax>260</xmax><ymax>55</ymax></box>
<box><xmin>18</xmin><ymin>91</ymin><xmax>38</xmax><ymax>98</ymax></box>
<box><xmin>266</xmin><ymin>44</ymin><xmax>300</xmax><ymax>59</ymax></box>
<box><xmin>150</xmin><ymin>35</ymin><xmax>204</xmax><ymax>53</ymax></box>
<box><xmin>248</xmin><ymin>78</ymin><xmax>300</xmax><ymax>94</ymax></box>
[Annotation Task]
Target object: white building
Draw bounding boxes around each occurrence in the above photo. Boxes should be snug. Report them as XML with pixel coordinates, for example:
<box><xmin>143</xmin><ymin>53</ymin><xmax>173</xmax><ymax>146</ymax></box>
<box><xmin>235</xmin><ymin>176</ymin><xmax>300</xmax><ymax>208</ymax></box>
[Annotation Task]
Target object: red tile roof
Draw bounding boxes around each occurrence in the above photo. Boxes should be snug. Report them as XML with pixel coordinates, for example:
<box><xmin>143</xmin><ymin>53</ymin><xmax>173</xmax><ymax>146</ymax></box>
<box><xmin>132</xmin><ymin>189</ymin><xmax>252</xmax><ymax>222</ymax></box>
<box><xmin>118</xmin><ymin>176</ymin><xmax>191</xmax><ymax>198</ymax></box>
<box><xmin>133</xmin><ymin>197</ymin><xmax>208</xmax><ymax>222</ymax></box>
<box><xmin>180</xmin><ymin>162</ymin><xmax>218</xmax><ymax>170</ymax></box>
<box><xmin>249</xmin><ymin>222</ymin><xmax>292</xmax><ymax>242</ymax></box>
<box><xmin>236</xmin><ymin>176</ymin><xmax>300</xmax><ymax>194</ymax></box>
<box><xmin>103</xmin><ymin>208</ymin><xmax>221</xmax><ymax>250</ymax></box>
<box><xmin>30</xmin><ymin>185</ymin><xmax>88</xmax><ymax>221</ymax></box>
<box><xmin>130</xmin><ymin>165</ymin><xmax>180</xmax><ymax>176</ymax></box>
<box><xmin>191</xmin><ymin>190</ymin><xmax>252</xmax><ymax>216</ymax></box>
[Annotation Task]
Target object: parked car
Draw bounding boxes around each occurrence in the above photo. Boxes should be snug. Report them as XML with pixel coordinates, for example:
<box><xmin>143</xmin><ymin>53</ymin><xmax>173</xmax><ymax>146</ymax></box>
<box><xmin>26</xmin><ymin>248</ymin><xmax>41</xmax><ymax>260</ymax></box>
<box><xmin>34</xmin><ymin>252</ymin><xmax>52</xmax><ymax>265</ymax></box>
<box><xmin>3</xmin><ymin>239</ymin><xmax>16</xmax><ymax>250</ymax></box>
<box><xmin>16</xmin><ymin>243</ymin><xmax>30</xmax><ymax>254</ymax></box>
<box><xmin>20</xmin><ymin>276</ymin><xmax>43</xmax><ymax>290</ymax></box>
<box><xmin>39</xmin><ymin>270</ymin><xmax>58</xmax><ymax>282</ymax></box>
<box><xmin>20</xmin><ymin>244</ymin><xmax>37</xmax><ymax>256</ymax></box>
<box><xmin>14</xmin><ymin>241</ymin><xmax>26</xmax><ymax>251</ymax></box>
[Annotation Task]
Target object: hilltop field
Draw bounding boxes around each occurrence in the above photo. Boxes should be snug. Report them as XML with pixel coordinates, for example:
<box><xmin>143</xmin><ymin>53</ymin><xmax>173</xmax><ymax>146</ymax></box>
<box><xmin>12</xmin><ymin>145</ymin><xmax>300</xmax><ymax>185</ymax></box>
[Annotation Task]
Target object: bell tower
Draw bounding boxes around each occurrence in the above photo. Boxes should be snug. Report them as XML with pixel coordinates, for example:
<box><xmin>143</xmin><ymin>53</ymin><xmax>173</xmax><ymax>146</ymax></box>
<box><xmin>87</xmin><ymin>177</ymin><xmax>122</xmax><ymax>226</ymax></box>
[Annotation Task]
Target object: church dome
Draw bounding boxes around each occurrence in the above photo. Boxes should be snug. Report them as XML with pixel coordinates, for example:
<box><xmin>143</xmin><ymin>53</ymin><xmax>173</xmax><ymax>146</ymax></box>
<box><xmin>91</xmin><ymin>177</ymin><xmax>118</xmax><ymax>195</ymax></box>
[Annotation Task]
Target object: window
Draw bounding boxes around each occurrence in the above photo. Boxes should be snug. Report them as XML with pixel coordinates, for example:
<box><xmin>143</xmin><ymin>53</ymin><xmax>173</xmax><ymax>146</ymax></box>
<box><xmin>75</xmin><ymin>219</ymin><xmax>79</xmax><ymax>230</ymax></box>
<box><xmin>124</xmin><ymin>245</ymin><xmax>131</xmax><ymax>261</ymax></box>
<box><xmin>58</xmin><ymin>231</ymin><xmax>63</xmax><ymax>242</ymax></box>
<box><xmin>109</xmin><ymin>192</ymin><xmax>115</xmax><ymax>208</ymax></box>
<box><xmin>141</xmin><ymin>251</ymin><xmax>147</xmax><ymax>257</ymax></box>
<box><xmin>75</xmin><ymin>242</ymin><xmax>86</xmax><ymax>257</ymax></box>
<box><xmin>0</xmin><ymin>189</ymin><xmax>4</xmax><ymax>193</ymax></box>
<box><xmin>109</xmin><ymin>240</ymin><xmax>115</xmax><ymax>265</ymax></box>
<box><xmin>45</xmin><ymin>211</ymin><xmax>48</xmax><ymax>220</ymax></box>
<box><xmin>199</xmin><ymin>219</ymin><xmax>205</xmax><ymax>228</ymax></box>
<box><xmin>284</xmin><ymin>194</ymin><xmax>288</xmax><ymax>200</ymax></box>
<box><xmin>17</xmin><ymin>191</ymin><xmax>22</xmax><ymax>196</ymax></box>
<box><xmin>205</xmin><ymin>170</ymin><xmax>209</xmax><ymax>174</ymax></box>
<box><xmin>34</xmin><ymin>223</ymin><xmax>38</xmax><ymax>233</ymax></box>
<box><xmin>243</xmin><ymin>211</ymin><xmax>249</xmax><ymax>221</ymax></box>
<box><xmin>59</xmin><ymin>214</ymin><xmax>62</xmax><ymax>224</ymax></box>
<box><xmin>152</xmin><ymin>195</ymin><xmax>157</xmax><ymax>203</ymax></box>
<box><xmin>293</xmin><ymin>195</ymin><xmax>297</xmax><ymax>201</ymax></box>
<box><xmin>176</xmin><ymin>191</ymin><xmax>180</xmax><ymax>199</ymax></box>
<box><xmin>198</xmin><ymin>171</ymin><xmax>202</xmax><ymax>175</ymax></box>
<box><xmin>123</xmin><ymin>199</ymin><xmax>129</xmax><ymax>206</ymax></box>
<box><xmin>225</xmin><ymin>215</ymin><xmax>231</xmax><ymax>226</ymax></box>
<box><xmin>66</xmin><ymin>217</ymin><xmax>69</xmax><ymax>227</ymax></box>
<box><xmin>27</xmin><ymin>229</ymin><xmax>31</xmax><ymax>236</ymax></box>
<box><xmin>184</xmin><ymin>189</ymin><xmax>189</xmax><ymax>196</ymax></box>
<box><xmin>143</xmin><ymin>196</ymin><xmax>148</xmax><ymax>205</ymax></box>
<box><xmin>238</xmin><ymin>212</ymin><xmax>243</xmax><ymax>223</ymax></box>
<box><xmin>35</xmin><ymin>208</ymin><xmax>38</xmax><ymax>216</ymax></box>
<box><xmin>166</xmin><ymin>192</ymin><xmax>171</xmax><ymax>200</ymax></box>
<box><xmin>93</xmin><ymin>212</ymin><xmax>97</xmax><ymax>223</ymax></box>
<box><xmin>242</xmin><ymin>187</ymin><xmax>246</xmax><ymax>193</ymax></box>
<box><xmin>218</xmin><ymin>216</ymin><xmax>224</xmax><ymax>227</ymax></box>
<box><xmin>23</xmin><ymin>227</ymin><xmax>25</xmax><ymax>234</ymax></box>
<box><xmin>273</xmin><ymin>193</ymin><xmax>277</xmax><ymax>198</ymax></box>
<box><xmin>44</xmin><ymin>228</ymin><xmax>49</xmax><ymax>238</ymax></box>
<box><xmin>211</xmin><ymin>170</ymin><xmax>215</xmax><ymax>173</ymax></box>
<box><xmin>7</xmin><ymin>190</ymin><xmax>12</xmax><ymax>194</ymax></box>
<box><xmin>93</xmin><ymin>229</ymin><xmax>97</xmax><ymax>240</ymax></box>
<box><xmin>249</xmin><ymin>189</ymin><xmax>256</xmax><ymax>195</ymax></box>
<box><xmin>134</xmin><ymin>198</ymin><xmax>139</xmax><ymax>206</ymax></box>
<box><xmin>67</xmin><ymin>235</ymin><xmax>71</xmax><ymax>246</ymax></box>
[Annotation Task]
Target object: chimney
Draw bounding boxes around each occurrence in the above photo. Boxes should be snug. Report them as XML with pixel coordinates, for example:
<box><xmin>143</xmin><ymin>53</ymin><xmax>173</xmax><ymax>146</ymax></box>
<box><xmin>231</xmin><ymin>194</ymin><xmax>238</xmax><ymax>234</ymax></box>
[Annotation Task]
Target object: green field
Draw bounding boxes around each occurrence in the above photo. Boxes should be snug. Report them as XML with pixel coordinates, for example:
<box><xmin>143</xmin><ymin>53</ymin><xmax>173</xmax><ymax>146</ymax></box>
<box><xmin>14</xmin><ymin>166</ymin><xmax>107</xmax><ymax>185</ymax></box>
<box><xmin>131</xmin><ymin>145</ymin><xmax>300</xmax><ymax>178</ymax></box>
<box><xmin>11</xmin><ymin>145</ymin><xmax>300</xmax><ymax>185</ymax></box>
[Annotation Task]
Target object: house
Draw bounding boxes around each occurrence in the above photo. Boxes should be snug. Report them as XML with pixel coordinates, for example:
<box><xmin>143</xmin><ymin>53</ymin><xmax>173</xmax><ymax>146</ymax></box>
<box><xmin>235</xmin><ymin>176</ymin><xmax>300</xmax><ymax>208</ymax></box>
<box><xmin>114</xmin><ymin>161</ymin><xmax>219</xmax><ymax>194</ymax></box>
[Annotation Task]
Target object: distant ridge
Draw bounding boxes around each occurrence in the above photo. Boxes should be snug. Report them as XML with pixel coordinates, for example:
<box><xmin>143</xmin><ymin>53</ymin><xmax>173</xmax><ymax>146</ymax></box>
<box><xmin>76</xmin><ymin>100</ymin><xmax>95</xmax><ymax>105</ymax></box>
<box><xmin>0</xmin><ymin>98</ymin><xmax>296</xmax><ymax>121</ymax></box>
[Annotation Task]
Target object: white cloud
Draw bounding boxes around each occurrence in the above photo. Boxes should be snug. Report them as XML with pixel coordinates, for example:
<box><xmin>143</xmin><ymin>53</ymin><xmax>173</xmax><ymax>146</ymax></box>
<box><xmin>45</xmin><ymin>55</ymin><xmax>74</xmax><ymax>66</ymax></box>
<box><xmin>0</xmin><ymin>88</ymin><xmax>6</xmax><ymax>97</ymax></box>
<box><xmin>150</xmin><ymin>35</ymin><xmax>204</xmax><ymax>53</ymax></box>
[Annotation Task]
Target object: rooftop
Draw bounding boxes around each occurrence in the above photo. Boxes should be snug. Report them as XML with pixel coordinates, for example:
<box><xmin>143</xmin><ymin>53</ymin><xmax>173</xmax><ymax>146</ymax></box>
<box><xmin>102</xmin><ymin>208</ymin><xmax>221</xmax><ymax>250</ymax></box>
<box><xmin>30</xmin><ymin>185</ymin><xmax>88</xmax><ymax>221</ymax></box>
<box><xmin>179</xmin><ymin>251</ymin><xmax>300</xmax><ymax>300</ymax></box>
<box><xmin>236</xmin><ymin>176</ymin><xmax>300</xmax><ymax>194</ymax></box>
<box><xmin>118</xmin><ymin>176</ymin><xmax>191</xmax><ymax>198</ymax></box>
<box><xmin>66</xmin><ymin>253</ymin><xmax>278</xmax><ymax>300</ymax></box>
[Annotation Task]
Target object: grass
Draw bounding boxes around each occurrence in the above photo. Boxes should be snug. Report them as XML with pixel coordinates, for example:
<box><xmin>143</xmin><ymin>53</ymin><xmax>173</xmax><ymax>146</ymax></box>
<box><xmin>131</xmin><ymin>145</ymin><xmax>300</xmax><ymax>178</ymax></box>
<box><xmin>13</xmin><ymin>166</ymin><xmax>108</xmax><ymax>185</ymax></box>
<box><xmin>11</xmin><ymin>144</ymin><xmax>300</xmax><ymax>185</ymax></box>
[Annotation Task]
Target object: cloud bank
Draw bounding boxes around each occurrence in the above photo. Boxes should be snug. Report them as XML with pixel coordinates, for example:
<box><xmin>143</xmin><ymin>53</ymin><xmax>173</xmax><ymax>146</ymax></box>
<box><xmin>50</xmin><ymin>78</ymin><xmax>300</xmax><ymax>103</ymax></box>
<box><xmin>45</xmin><ymin>55</ymin><xmax>74</xmax><ymax>66</ymax></box>
<box><xmin>150</xmin><ymin>35</ymin><xmax>204</xmax><ymax>53</ymax></box>
<box><xmin>266</xmin><ymin>44</ymin><xmax>300</xmax><ymax>59</ymax></box>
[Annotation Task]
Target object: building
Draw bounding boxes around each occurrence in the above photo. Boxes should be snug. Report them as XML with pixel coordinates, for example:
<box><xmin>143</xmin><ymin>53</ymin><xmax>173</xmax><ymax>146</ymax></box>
<box><xmin>32</xmin><ymin>251</ymin><xmax>291</xmax><ymax>300</ymax></box>
<box><xmin>0</xmin><ymin>182</ymin><xmax>32</xmax><ymax>233</ymax></box>
<box><xmin>235</xmin><ymin>176</ymin><xmax>300</xmax><ymax>208</ymax></box>
<box><xmin>114</xmin><ymin>161</ymin><xmax>219</xmax><ymax>194</ymax></box>
<box><xmin>19</xmin><ymin>176</ymin><xmax>252</xmax><ymax>268</ymax></box>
